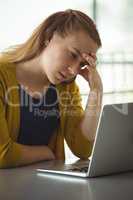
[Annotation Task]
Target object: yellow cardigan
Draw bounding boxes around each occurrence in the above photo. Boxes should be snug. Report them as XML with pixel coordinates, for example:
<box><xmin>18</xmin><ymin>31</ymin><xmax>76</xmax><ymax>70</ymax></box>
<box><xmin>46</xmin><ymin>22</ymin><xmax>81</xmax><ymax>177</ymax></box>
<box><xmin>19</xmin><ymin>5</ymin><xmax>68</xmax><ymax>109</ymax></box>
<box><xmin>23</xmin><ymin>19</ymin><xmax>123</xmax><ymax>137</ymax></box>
<box><xmin>0</xmin><ymin>62</ymin><xmax>92</xmax><ymax>168</ymax></box>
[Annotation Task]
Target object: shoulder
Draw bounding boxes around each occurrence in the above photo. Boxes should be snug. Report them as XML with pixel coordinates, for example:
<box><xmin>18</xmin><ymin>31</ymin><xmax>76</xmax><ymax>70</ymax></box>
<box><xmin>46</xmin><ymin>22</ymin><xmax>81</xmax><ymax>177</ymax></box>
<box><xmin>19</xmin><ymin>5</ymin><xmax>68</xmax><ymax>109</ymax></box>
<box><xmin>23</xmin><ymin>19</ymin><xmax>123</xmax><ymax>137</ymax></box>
<box><xmin>59</xmin><ymin>80</ymin><xmax>80</xmax><ymax>92</ymax></box>
<box><xmin>0</xmin><ymin>61</ymin><xmax>17</xmax><ymax>87</ymax></box>
<box><xmin>65</xmin><ymin>81</ymin><xmax>80</xmax><ymax>95</ymax></box>
<box><xmin>56</xmin><ymin>81</ymin><xmax>81</xmax><ymax>104</ymax></box>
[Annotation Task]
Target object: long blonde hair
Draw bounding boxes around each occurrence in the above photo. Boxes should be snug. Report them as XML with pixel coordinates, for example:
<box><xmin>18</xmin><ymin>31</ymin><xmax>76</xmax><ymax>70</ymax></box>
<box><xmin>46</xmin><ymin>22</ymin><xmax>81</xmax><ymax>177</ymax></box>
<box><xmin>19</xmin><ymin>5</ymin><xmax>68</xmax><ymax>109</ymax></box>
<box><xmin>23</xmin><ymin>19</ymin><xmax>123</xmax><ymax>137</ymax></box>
<box><xmin>0</xmin><ymin>9</ymin><xmax>102</xmax><ymax>64</ymax></box>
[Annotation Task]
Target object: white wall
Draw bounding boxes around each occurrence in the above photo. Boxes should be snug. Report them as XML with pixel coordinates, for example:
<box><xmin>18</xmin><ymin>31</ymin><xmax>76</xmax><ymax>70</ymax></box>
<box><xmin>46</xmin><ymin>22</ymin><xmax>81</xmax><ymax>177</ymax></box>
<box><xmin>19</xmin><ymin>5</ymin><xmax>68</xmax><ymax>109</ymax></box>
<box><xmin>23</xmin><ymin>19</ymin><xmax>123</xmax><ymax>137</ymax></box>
<box><xmin>0</xmin><ymin>0</ymin><xmax>92</xmax><ymax>51</ymax></box>
<box><xmin>0</xmin><ymin>0</ymin><xmax>92</xmax><ymax>96</ymax></box>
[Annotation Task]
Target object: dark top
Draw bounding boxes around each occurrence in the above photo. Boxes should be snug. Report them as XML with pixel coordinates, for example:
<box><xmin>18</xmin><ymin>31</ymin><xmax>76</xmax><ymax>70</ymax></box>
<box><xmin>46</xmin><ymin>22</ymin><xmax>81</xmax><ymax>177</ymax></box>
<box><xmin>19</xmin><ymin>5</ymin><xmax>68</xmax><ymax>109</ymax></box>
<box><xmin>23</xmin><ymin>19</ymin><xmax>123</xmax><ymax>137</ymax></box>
<box><xmin>17</xmin><ymin>83</ymin><xmax>60</xmax><ymax>145</ymax></box>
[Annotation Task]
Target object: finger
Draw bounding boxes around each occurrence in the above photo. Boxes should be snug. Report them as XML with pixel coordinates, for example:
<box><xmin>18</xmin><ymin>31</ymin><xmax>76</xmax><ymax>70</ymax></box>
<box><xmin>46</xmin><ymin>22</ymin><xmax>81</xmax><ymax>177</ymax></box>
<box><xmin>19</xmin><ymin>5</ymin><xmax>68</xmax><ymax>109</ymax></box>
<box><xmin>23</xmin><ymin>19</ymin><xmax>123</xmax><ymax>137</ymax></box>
<box><xmin>79</xmin><ymin>67</ymin><xmax>89</xmax><ymax>76</ymax></box>
<box><xmin>82</xmin><ymin>52</ymin><xmax>96</xmax><ymax>59</ymax></box>
<box><xmin>89</xmin><ymin>53</ymin><xmax>98</xmax><ymax>65</ymax></box>
<box><xmin>82</xmin><ymin>53</ymin><xmax>96</xmax><ymax>66</ymax></box>
<box><xmin>85</xmin><ymin>56</ymin><xmax>96</xmax><ymax>66</ymax></box>
<box><xmin>89</xmin><ymin>53</ymin><xmax>97</xmax><ymax>62</ymax></box>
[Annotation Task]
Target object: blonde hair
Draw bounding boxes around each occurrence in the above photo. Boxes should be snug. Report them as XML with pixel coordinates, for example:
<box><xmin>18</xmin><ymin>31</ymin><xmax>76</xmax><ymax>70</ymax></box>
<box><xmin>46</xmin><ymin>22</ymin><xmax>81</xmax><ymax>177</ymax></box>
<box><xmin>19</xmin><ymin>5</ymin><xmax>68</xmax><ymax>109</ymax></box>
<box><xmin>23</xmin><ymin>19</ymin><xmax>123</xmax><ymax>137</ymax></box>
<box><xmin>0</xmin><ymin>9</ymin><xmax>101</xmax><ymax>64</ymax></box>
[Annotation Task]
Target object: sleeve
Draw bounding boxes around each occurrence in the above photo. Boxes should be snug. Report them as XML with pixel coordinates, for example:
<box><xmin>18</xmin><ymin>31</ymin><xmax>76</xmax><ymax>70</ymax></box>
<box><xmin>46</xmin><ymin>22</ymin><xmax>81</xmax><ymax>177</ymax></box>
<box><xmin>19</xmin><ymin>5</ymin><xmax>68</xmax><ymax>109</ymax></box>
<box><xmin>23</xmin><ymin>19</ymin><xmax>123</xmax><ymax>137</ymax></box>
<box><xmin>64</xmin><ymin>81</ymin><xmax>93</xmax><ymax>159</ymax></box>
<box><xmin>0</xmin><ymin>81</ymin><xmax>22</xmax><ymax>168</ymax></box>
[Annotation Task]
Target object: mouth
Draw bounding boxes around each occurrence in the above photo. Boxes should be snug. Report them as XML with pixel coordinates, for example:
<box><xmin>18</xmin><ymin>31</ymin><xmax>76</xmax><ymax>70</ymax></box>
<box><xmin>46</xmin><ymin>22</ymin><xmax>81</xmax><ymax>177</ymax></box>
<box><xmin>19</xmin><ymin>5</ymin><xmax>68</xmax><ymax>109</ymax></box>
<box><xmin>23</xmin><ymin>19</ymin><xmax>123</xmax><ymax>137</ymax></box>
<box><xmin>56</xmin><ymin>72</ymin><xmax>67</xmax><ymax>81</ymax></box>
<box><xmin>56</xmin><ymin>71</ymin><xmax>75</xmax><ymax>82</ymax></box>
<box><xmin>59</xmin><ymin>72</ymin><xmax>67</xmax><ymax>79</ymax></box>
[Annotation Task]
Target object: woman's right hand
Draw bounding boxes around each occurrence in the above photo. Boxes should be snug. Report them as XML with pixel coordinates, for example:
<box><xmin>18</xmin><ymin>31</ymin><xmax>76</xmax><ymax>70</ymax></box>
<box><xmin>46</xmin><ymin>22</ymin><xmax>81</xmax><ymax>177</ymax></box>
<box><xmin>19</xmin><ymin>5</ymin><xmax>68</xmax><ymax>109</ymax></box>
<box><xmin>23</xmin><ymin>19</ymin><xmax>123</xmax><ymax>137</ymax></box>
<box><xmin>17</xmin><ymin>144</ymin><xmax>55</xmax><ymax>166</ymax></box>
<box><xmin>44</xmin><ymin>146</ymin><xmax>55</xmax><ymax>160</ymax></box>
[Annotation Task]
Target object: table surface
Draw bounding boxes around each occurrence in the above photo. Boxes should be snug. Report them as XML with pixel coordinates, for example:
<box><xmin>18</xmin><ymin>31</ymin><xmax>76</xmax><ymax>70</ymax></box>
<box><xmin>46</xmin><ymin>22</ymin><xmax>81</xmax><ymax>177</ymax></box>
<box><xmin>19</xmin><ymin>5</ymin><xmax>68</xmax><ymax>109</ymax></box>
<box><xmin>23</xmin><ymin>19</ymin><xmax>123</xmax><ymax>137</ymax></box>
<box><xmin>0</xmin><ymin>160</ymin><xmax>133</xmax><ymax>200</ymax></box>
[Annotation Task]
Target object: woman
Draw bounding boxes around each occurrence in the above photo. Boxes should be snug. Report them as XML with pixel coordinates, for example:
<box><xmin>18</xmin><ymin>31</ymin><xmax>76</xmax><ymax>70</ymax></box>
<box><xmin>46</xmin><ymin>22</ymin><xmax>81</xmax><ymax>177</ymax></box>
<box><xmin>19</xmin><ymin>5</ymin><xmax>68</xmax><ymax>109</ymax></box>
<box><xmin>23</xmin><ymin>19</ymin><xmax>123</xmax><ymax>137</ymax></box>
<box><xmin>0</xmin><ymin>9</ymin><xmax>103</xmax><ymax>168</ymax></box>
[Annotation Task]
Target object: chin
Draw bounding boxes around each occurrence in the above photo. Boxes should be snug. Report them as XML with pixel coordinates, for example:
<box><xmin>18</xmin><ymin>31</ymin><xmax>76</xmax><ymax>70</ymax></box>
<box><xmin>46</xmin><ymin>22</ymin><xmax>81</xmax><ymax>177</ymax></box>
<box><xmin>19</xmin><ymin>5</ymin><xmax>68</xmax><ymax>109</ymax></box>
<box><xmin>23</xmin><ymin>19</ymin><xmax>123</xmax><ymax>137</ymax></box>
<box><xmin>48</xmin><ymin>76</ymin><xmax>60</xmax><ymax>85</ymax></box>
<box><xmin>49</xmin><ymin>75</ymin><xmax>76</xmax><ymax>85</ymax></box>
<box><xmin>61</xmin><ymin>76</ymin><xmax>76</xmax><ymax>84</ymax></box>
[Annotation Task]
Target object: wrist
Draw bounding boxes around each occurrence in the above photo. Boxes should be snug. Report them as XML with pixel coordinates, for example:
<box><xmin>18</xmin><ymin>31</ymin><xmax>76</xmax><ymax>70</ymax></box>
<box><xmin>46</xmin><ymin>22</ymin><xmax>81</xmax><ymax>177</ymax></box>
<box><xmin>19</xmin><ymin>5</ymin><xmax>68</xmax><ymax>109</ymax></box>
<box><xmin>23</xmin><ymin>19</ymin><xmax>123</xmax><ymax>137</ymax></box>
<box><xmin>88</xmin><ymin>90</ymin><xmax>103</xmax><ymax>107</ymax></box>
<box><xmin>89</xmin><ymin>89</ymin><xmax>103</xmax><ymax>97</ymax></box>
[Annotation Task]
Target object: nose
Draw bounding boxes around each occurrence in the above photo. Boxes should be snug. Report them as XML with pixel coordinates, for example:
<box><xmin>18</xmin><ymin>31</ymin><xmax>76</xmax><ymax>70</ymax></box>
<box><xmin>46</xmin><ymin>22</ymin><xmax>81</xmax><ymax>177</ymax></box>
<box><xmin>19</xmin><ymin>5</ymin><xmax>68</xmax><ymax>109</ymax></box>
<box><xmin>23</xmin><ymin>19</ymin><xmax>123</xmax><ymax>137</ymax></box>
<box><xmin>67</xmin><ymin>67</ymin><xmax>76</xmax><ymax>75</ymax></box>
<box><xmin>61</xmin><ymin>62</ymin><xmax>80</xmax><ymax>78</ymax></box>
<box><xmin>68</xmin><ymin>64</ymin><xmax>80</xmax><ymax>76</ymax></box>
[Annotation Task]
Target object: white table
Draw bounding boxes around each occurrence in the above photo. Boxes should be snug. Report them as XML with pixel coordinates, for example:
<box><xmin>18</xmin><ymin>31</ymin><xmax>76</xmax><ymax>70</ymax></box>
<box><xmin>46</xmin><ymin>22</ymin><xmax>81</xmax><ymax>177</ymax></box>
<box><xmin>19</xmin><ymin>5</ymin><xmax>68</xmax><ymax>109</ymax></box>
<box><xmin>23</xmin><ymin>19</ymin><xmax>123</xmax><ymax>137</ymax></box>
<box><xmin>0</xmin><ymin>160</ymin><xmax>133</xmax><ymax>200</ymax></box>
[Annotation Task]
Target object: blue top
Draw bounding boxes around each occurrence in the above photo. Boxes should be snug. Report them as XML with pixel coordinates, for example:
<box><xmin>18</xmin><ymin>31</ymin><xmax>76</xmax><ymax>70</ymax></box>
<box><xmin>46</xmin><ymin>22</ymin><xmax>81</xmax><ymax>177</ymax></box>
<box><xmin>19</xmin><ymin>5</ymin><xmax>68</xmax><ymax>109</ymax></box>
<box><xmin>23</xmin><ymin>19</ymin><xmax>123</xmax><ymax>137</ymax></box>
<box><xmin>17</xmin><ymin>83</ymin><xmax>60</xmax><ymax>145</ymax></box>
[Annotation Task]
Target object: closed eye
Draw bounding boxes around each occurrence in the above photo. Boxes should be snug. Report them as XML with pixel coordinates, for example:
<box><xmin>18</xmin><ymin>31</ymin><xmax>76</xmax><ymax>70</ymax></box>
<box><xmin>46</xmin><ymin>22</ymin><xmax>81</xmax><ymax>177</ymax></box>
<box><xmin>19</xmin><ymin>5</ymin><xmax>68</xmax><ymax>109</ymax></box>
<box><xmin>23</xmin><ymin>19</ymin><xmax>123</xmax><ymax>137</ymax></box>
<box><xmin>69</xmin><ymin>51</ymin><xmax>87</xmax><ymax>68</ymax></box>
<box><xmin>70</xmin><ymin>51</ymin><xmax>78</xmax><ymax>59</ymax></box>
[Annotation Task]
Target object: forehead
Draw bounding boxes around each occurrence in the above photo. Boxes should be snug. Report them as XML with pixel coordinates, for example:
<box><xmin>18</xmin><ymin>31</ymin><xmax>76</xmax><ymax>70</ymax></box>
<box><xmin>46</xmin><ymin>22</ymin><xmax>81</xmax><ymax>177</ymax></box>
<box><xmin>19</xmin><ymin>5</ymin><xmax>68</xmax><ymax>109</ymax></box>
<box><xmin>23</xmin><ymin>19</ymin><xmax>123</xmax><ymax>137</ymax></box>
<box><xmin>63</xmin><ymin>30</ymin><xmax>99</xmax><ymax>54</ymax></box>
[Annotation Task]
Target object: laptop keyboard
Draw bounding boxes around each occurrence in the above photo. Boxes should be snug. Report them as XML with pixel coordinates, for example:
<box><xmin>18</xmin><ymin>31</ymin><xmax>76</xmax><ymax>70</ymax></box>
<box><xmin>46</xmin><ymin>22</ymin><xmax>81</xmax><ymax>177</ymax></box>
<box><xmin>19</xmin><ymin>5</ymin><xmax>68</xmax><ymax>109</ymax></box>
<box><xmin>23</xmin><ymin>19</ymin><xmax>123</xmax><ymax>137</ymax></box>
<box><xmin>68</xmin><ymin>166</ymin><xmax>88</xmax><ymax>173</ymax></box>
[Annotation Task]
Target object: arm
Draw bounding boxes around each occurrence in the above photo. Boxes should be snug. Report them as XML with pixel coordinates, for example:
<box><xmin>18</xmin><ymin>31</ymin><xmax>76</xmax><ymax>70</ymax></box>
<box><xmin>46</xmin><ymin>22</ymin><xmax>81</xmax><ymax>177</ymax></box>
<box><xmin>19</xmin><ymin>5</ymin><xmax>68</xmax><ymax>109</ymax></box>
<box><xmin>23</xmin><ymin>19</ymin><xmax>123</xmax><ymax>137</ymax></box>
<box><xmin>0</xmin><ymin>87</ymin><xmax>54</xmax><ymax>169</ymax></box>
<box><xmin>13</xmin><ymin>144</ymin><xmax>55</xmax><ymax>166</ymax></box>
<box><xmin>79</xmin><ymin>52</ymin><xmax>103</xmax><ymax>143</ymax></box>
<box><xmin>0</xmin><ymin>139</ymin><xmax>55</xmax><ymax>169</ymax></box>
<box><xmin>64</xmin><ymin>52</ymin><xmax>103</xmax><ymax>159</ymax></box>
<box><xmin>80</xmin><ymin>89</ymin><xmax>103</xmax><ymax>142</ymax></box>
<box><xmin>0</xmin><ymin>119</ymin><xmax>55</xmax><ymax>169</ymax></box>
<box><xmin>64</xmin><ymin>82</ymin><xmax>93</xmax><ymax>159</ymax></box>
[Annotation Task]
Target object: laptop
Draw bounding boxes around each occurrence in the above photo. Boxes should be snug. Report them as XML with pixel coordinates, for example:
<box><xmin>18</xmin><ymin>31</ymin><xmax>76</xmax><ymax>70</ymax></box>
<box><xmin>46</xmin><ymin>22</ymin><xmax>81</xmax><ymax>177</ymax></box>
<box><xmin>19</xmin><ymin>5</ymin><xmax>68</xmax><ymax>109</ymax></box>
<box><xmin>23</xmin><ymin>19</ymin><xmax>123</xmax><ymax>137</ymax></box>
<box><xmin>37</xmin><ymin>102</ymin><xmax>133</xmax><ymax>178</ymax></box>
